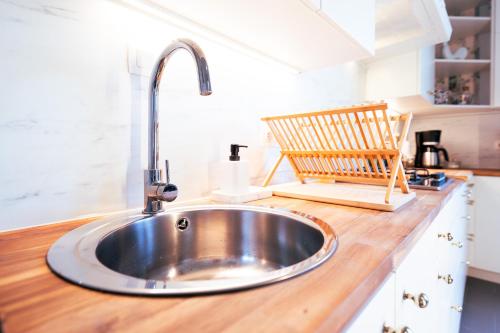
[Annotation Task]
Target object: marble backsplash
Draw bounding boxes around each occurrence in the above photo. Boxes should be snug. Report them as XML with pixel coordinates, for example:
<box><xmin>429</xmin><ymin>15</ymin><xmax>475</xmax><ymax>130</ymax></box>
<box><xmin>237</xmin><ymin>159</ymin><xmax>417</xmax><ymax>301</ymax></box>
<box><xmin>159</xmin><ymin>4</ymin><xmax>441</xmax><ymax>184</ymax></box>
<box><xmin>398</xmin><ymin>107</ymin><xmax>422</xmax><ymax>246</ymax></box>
<box><xmin>0</xmin><ymin>0</ymin><xmax>366</xmax><ymax>230</ymax></box>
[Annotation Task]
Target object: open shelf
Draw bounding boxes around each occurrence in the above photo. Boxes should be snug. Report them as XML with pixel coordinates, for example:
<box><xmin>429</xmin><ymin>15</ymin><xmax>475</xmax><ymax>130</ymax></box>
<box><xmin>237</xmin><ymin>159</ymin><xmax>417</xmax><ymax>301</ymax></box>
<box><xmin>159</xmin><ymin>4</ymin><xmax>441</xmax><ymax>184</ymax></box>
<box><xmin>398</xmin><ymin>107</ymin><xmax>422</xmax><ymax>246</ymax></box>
<box><xmin>449</xmin><ymin>16</ymin><xmax>491</xmax><ymax>40</ymax></box>
<box><xmin>445</xmin><ymin>0</ymin><xmax>486</xmax><ymax>16</ymax></box>
<box><xmin>435</xmin><ymin>59</ymin><xmax>490</xmax><ymax>77</ymax></box>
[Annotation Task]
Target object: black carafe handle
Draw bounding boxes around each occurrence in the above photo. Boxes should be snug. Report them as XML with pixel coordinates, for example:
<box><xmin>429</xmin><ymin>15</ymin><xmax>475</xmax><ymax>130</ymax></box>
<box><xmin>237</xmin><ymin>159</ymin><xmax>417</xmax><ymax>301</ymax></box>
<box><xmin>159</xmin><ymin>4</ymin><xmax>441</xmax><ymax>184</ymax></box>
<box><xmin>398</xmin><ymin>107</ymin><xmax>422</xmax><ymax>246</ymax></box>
<box><xmin>438</xmin><ymin>148</ymin><xmax>449</xmax><ymax>162</ymax></box>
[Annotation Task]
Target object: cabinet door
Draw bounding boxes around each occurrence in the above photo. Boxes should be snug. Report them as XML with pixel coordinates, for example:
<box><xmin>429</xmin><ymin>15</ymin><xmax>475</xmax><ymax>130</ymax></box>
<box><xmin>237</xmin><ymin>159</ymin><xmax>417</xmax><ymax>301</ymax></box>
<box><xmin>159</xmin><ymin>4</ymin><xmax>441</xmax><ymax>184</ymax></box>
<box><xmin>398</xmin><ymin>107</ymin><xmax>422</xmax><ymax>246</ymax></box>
<box><xmin>301</xmin><ymin>0</ymin><xmax>321</xmax><ymax>10</ymax></box>
<box><xmin>472</xmin><ymin>176</ymin><xmax>500</xmax><ymax>273</ymax></box>
<box><xmin>320</xmin><ymin>0</ymin><xmax>375</xmax><ymax>52</ymax></box>
<box><xmin>365</xmin><ymin>46</ymin><xmax>434</xmax><ymax>104</ymax></box>
<box><xmin>435</xmin><ymin>183</ymin><xmax>469</xmax><ymax>333</ymax></box>
<box><xmin>344</xmin><ymin>273</ymin><xmax>396</xmax><ymax>333</ymax></box>
<box><xmin>148</xmin><ymin>0</ymin><xmax>375</xmax><ymax>70</ymax></box>
<box><xmin>395</xmin><ymin>219</ymin><xmax>439</xmax><ymax>333</ymax></box>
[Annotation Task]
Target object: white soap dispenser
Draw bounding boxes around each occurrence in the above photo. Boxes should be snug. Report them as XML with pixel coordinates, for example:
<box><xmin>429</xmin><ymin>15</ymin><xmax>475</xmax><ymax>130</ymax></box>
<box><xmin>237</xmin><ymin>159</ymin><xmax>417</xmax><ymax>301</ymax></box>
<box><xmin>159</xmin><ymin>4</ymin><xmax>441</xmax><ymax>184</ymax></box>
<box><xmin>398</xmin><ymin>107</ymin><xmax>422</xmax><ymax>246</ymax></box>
<box><xmin>220</xmin><ymin>144</ymin><xmax>249</xmax><ymax>194</ymax></box>
<box><xmin>211</xmin><ymin>144</ymin><xmax>272</xmax><ymax>203</ymax></box>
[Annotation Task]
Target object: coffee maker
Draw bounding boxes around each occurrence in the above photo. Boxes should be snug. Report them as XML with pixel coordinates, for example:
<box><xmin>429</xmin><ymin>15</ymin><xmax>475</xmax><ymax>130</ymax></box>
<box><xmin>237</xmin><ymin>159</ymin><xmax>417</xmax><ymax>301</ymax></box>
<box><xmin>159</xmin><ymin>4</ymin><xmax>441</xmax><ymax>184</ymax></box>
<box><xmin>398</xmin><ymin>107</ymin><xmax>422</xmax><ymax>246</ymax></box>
<box><xmin>415</xmin><ymin>130</ymin><xmax>449</xmax><ymax>168</ymax></box>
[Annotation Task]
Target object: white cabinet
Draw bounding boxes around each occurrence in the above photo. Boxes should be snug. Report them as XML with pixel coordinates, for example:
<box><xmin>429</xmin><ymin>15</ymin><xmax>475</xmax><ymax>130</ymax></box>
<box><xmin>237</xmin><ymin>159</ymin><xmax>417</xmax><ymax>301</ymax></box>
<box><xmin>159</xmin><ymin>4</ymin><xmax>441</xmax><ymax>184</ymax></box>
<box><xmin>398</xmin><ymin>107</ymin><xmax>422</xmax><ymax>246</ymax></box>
<box><xmin>320</xmin><ymin>0</ymin><xmax>375</xmax><ymax>52</ymax></box>
<box><xmin>394</xmin><ymin>215</ymin><xmax>439</xmax><ymax>333</ymax></box>
<box><xmin>344</xmin><ymin>274</ymin><xmax>396</xmax><ymax>333</ymax></box>
<box><xmin>470</xmin><ymin>176</ymin><xmax>500</xmax><ymax>273</ymax></box>
<box><xmin>345</xmin><ymin>183</ymin><xmax>469</xmax><ymax>333</ymax></box>
<box><xmin>146</xmin><ymin>0</ymin><xmax>375</xmax><ymax>71</ymax></box>
<box><xmin>368</xmin><ymin>0</ymin><xmax>497</xmax><ymax>114</ymax></box>
<box><xmin>375</xmin><ymin>0</ymin><xmax>451</xmax><ymax>56</ymax></box>
<box><xmin>301</xmin><ymin>0</ymin><xmax>321</xmax><ymax>11</ymax></box>
<box><xmin>365</xmin><ymin>47</ymin><xmax>435</xmax><ymax>107</ymax></box>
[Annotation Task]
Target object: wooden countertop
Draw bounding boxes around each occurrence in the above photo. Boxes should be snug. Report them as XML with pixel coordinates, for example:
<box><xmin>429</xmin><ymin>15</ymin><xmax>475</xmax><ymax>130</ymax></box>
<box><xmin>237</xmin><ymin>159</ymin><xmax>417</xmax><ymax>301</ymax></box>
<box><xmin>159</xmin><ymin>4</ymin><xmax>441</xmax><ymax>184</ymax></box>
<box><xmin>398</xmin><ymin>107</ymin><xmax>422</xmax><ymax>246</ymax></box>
<box><xmin>0</xmin><ymin>181</ymin><xmax>465</xmax><ymax>333</ymax></box>
<box><xmin>463</xmin><ymin>168</ymin><xmax>500</xmax><ymax>177</ymax></box>
<box><xmin>428</xmin><ymin>168</ymin><xmax>500</xmax><ymax>180</ymax></box>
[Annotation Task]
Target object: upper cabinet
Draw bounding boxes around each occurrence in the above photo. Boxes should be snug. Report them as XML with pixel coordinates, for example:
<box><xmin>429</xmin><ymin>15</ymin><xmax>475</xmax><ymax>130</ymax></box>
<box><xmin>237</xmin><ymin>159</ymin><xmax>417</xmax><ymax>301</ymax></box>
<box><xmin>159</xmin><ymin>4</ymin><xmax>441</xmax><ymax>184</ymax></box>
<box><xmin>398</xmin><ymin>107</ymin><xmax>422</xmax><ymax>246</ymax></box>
<box><xmin>145</xmin><ymin>0</ymin><xmax>375</xmax><ymax>71</ymax></box>
<box><xmin>367</xmin><ymin>0</ymin><xmax>499</xmax><ymax>115</ymax></box>
<box><xmin>365</xmin><ymin>47</ymin><xmax>436</xmax><ymax>111</ymax></box>
<box><xmin>375</xmin><ymin>0</ymin><xmax>451</xmax><ymax>56</ymax></box>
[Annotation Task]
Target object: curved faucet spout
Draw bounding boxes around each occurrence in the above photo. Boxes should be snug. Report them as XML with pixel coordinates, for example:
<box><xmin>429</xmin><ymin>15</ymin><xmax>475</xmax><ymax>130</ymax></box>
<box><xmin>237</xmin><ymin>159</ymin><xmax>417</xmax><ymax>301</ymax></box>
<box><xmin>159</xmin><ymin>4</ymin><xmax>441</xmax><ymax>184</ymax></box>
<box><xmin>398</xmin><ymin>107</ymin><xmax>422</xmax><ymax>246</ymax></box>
<box><xmin>148</xmin><ymin>39</ymin><xmax>212</xmax><ymax>171</ymax></box>
<box><xmin>144</xmin><ymin>39</ymin><xmax>212</xmax><ymax>214</ymax></box>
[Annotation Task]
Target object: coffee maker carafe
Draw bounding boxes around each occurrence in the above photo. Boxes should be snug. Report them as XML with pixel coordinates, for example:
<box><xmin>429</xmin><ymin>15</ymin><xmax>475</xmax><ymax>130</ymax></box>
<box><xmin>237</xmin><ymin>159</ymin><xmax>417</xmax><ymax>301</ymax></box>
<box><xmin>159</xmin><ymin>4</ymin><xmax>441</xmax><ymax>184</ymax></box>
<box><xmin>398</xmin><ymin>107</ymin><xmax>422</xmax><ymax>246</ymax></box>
<box><xmin>415</xmin><ymin>130</ymin><xmax>449</xmax><ymax>168</ymax></box>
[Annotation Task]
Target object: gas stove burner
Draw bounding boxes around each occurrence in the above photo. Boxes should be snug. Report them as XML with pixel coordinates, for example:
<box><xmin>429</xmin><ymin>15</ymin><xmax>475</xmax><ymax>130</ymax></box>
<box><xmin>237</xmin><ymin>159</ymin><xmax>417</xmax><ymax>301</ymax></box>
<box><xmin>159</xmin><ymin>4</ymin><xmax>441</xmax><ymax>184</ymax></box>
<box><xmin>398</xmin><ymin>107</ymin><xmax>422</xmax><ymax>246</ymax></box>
<box><xmin>405</xmin><ymin>168</ymin><xmax>452</xmax><ymax>191</ymax></box>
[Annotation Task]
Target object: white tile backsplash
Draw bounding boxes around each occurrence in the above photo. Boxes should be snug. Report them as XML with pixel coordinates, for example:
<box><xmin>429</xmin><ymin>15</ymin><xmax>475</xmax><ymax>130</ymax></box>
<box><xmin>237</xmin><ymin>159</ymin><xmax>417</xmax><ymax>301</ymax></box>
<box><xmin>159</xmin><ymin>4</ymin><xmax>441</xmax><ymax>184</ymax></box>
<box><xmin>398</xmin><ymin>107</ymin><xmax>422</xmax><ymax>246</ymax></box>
<box><xmin>0</xmin><ymin>0</ymin><xmax>366</xmax><ymax>230</ymax></box>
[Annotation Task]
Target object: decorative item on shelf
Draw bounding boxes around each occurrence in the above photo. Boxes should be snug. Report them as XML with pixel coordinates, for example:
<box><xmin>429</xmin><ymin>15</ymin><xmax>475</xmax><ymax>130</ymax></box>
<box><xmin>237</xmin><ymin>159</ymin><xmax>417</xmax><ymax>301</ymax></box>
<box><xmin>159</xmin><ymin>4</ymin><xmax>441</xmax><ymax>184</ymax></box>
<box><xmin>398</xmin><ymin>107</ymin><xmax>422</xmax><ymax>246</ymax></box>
<box><xmin>458</xmin><ymin>86</ymin><xmax>473</xmax><ymax>105</ymax></box>
<box><xmin>443</xmin><ymin>42</ymin><xmax>468</xmax><ymax>60</ymax></box>
<box><xmin>433</xmin><ymin>90</ymin><xmax>451</xmax><ymax>105</ymax></box>
<box><xmin>475</xmin><ymin>2</ymin><xmax>492</xmax><ymax>17</ymax></box>
<box><xmin>434</xmin><ymin>74</ymin><xmax>477</xmax><ymax>105</ymax></box>
<box><xmin>261</xmin><ymin>103</ymin><xmax>414</xmax><ymax>207</ymax></box>
<box><xmin>433</xmin><ymin>79</ymin><xmax>451</xmax><ymax>104</ymax></box>
<box><xmin>473</xmin><ymin>47</ymin><xmax>481</xmax><ymax>60</ymax></box>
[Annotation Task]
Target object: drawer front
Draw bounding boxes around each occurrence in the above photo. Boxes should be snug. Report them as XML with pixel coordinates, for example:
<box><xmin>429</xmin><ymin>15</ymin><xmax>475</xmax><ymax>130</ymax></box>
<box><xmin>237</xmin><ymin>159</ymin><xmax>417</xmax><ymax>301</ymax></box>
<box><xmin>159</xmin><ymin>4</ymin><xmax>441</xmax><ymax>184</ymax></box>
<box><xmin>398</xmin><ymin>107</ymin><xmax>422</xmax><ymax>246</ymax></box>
<box><xmin>434</xmin><ymin>183</ymin><xmax>469</xmax><ymax>333</ymax></box>
<box><xmin>395</xmin><ymin>182</ymin><xmax>469</xmax><ymax>333</ymax></box>
<box><xmin>347</xmin><ymin>182</ymin><xmax>470</xmax><ymax>333</ymax></box>
<box><xmin>435</xmin><ymin>260</ymin><xmax>467</xmax><ymax>333</ymax></box>
<box><xmin>345</xmin><ymin>273</ymin><xmax>396</xmax><ymax>333</ymax></box>
<box><xmin>395</xmin><ymin>220</ymin><xmax>439</xmax><ymax>332</ymax></box>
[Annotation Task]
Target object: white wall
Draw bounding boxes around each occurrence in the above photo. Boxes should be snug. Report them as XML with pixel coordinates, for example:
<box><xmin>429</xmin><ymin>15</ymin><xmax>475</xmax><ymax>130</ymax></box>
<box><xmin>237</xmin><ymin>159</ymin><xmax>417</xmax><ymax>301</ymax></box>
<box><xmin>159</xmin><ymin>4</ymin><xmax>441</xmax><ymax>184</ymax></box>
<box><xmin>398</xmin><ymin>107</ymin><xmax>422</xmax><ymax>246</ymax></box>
<box><xmin>409</xmin><ymin>112</ymin><xmax>500</xmax><ymax>168</ymax></box>
<box><xmin>0</xmin><ymin>0</ymin><xmax>366</xmax><ymax>230</ymax></box>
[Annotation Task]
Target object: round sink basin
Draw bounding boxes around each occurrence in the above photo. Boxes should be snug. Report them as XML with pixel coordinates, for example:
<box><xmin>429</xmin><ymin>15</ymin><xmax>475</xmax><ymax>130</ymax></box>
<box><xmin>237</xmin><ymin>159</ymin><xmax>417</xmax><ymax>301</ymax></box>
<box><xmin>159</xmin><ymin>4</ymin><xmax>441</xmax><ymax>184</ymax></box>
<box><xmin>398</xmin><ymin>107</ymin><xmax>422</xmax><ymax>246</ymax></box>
<box><xmin>47</xmin><ymin>205</ymin><xmax>337</xmax><ymax>295</ymax></box>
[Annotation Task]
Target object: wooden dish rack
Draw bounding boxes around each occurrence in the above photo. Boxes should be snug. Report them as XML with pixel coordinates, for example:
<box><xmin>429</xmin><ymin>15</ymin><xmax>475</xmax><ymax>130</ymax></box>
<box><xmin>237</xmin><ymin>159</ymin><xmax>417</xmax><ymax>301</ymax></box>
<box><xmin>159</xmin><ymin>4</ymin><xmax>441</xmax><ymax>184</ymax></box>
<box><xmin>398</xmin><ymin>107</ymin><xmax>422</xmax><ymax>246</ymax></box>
<box><xmin>261</xmin><ymin>103</ymin><xmax>413</xmax><ymax>204</ymax></box>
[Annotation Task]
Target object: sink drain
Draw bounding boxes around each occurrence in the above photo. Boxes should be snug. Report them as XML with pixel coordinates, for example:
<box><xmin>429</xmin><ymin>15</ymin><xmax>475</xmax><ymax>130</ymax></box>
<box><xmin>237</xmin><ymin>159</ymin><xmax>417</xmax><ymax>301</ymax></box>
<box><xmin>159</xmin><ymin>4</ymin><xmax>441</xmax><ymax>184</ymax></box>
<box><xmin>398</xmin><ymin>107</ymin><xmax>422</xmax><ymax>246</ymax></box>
<box><xmin>176</xmin><ymin>217</ymin><xmax>189</xmax><ymax>231</ymax></box>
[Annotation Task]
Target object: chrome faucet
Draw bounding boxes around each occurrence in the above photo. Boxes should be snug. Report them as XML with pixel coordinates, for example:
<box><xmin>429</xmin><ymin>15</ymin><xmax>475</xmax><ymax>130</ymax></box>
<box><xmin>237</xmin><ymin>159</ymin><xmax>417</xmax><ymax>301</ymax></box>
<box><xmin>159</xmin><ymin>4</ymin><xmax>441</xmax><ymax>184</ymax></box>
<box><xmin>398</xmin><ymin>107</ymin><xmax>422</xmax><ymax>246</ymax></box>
<box><xmin>143</xmin><ymin>39</ymin><xmax>212</xmax><ymax>214</ymax></box>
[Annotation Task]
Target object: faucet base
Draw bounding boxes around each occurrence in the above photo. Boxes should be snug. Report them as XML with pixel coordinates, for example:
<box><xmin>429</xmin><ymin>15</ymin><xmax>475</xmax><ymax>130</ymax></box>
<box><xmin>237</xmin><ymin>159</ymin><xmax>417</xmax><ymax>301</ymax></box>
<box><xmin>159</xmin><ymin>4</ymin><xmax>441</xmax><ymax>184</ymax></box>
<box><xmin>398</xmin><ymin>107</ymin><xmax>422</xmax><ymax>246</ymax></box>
<box><xmin>143</xmin><ymin>169</ymin><xmax>163</xmax><ymax>215</ymax></box>
<box><xmin>143</xmin><ymin>202</ymin><xmax>164</xmax><ymax>215</ymax></box>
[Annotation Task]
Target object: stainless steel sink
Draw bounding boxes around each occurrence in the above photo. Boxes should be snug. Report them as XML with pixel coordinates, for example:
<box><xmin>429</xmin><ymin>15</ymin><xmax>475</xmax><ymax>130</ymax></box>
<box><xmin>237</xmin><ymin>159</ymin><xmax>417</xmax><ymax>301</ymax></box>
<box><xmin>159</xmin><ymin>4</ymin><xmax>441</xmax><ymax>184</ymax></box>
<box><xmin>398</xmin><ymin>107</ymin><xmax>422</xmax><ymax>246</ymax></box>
<box><xmin>47</xmin><ymin>205</ymin><xmax>337</xmax><ymax>295</ymax></box>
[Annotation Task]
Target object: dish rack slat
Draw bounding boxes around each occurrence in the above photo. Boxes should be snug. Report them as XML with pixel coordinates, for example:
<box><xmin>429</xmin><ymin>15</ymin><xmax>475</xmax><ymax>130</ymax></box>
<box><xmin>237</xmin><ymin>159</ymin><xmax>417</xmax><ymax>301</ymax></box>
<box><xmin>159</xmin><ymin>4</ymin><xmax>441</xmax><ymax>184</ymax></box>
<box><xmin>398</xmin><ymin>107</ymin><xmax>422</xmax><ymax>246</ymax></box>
<box><xmin>261</xmin><ymin>103</ymin><xmax>413</xmax><ymax>204</ymax></box>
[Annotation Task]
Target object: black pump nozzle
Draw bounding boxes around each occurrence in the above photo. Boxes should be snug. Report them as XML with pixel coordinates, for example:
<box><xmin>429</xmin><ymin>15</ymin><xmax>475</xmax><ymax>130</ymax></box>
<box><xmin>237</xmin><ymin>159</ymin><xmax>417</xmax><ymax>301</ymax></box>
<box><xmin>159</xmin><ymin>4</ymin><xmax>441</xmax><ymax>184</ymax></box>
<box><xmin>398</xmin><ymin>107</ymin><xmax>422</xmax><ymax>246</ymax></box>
<box><xmin>229</xmin><ymin>144</ymin><xmax>248</xmax><ymax>161</ymax></box>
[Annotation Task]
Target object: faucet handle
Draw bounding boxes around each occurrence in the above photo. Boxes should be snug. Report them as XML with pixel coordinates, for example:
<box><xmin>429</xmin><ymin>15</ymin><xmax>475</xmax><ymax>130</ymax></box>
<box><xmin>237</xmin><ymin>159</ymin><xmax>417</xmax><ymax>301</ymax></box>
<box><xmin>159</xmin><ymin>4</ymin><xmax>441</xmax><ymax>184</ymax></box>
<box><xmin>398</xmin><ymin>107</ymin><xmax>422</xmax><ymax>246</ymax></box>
<box><xmin>165</xmin><ymin>160</ymin><xmax>171</xmax><ymax>184</ymax></box>
<box><xmin>157</xmin><ymin>183</ymin><xmax>178</xmax><ymax>202</ymax></box>
<box><xmin>157</xmin><ymin>159</ymin><xmax>178</xmax><ymax>202</ymax></box>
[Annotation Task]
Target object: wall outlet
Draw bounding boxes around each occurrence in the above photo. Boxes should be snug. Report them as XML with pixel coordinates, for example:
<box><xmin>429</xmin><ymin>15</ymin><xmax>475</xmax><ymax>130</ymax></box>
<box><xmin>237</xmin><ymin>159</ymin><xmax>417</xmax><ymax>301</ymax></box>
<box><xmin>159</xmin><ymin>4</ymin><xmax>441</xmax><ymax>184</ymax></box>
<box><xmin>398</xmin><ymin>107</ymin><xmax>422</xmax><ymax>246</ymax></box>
<box><xmin>265</xmin><ymin>131</ymin><xmax>274</xmax><ymax>144</ymax></box>
<box><xmin>495</xmin><ymin>140</ymin><xmax>500</xmax><ymax>151</ymax></box>
<box><xmin>127</xmin><ymin>47</ymin><xmax>154</xmax><ymax>77</ymax></box>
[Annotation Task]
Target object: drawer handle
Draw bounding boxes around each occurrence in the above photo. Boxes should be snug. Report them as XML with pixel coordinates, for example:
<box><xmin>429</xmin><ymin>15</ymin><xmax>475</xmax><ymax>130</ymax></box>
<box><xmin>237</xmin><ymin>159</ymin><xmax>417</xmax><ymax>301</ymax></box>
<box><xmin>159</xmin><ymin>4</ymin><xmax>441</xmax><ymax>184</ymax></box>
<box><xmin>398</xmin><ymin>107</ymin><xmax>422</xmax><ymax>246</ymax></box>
<box><xmin>467</xmin><ymin>183</ymin><xmax>475</xmax><ymax>188</ymax></box>
<box><xmin>383</xmin><ymin>325</ymin><xmax>413</xmax><ymax>333</ymax></box>
<box><xmin>438</xmin><ymin>274</ymin><xmax>454</xmax><ymax>284</ymax></box>
<box><xmin>467</xmin><ymin>200</ymin><xmax>475</xmax><ymax>206</ymax></box>
<box><xmin>463</xmin><ymin>193</ymin><xmax>472</xmax><ymax>198</ymax></box>
<box><xmin>451</xmin><ymin>241</ymin><xmax>463</xmax><ymax>248</ymax></box>
<box><xmin>438</xmin><ymin>233</ymin><xmax>453</xmax><ymax>241</ymax></box>
<box><xmin>451</xmin><ymin>305</ymin><xmax>463</xmax><ymax>312</ymax></box>
<box><xmin>462</xmin><ymin>215</ymin><xmax>472</xmax><ymax>221</ymax></box>
<box><xmin>403</xmin><ymin>291</ymin><xmax>429</xmax><ymax>308</ymax></box>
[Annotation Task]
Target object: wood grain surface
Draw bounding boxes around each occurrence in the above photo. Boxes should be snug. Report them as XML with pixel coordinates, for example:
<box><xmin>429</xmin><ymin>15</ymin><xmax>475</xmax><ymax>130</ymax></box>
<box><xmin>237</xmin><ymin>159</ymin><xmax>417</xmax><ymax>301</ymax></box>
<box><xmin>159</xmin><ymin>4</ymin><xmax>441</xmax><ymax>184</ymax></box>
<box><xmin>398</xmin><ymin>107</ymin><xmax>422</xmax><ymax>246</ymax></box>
<box><xmin>469</xmin><ymin>169</ymin><xmax>500</xmax><ymax>177</ymax></box>
<box><xmin>429</xmin><ymin>168</ymin><xmax>500</xmax><ymax>180</ymax></box>
<box><xmin>271</xmin><ymin>182</ymin><xmax>416</xmax><ymax>211</ymax></box>
<box><xmin>0</xmin><ymin>181</ymin><xmax>464</xmax><ymax>333</ymax></box>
